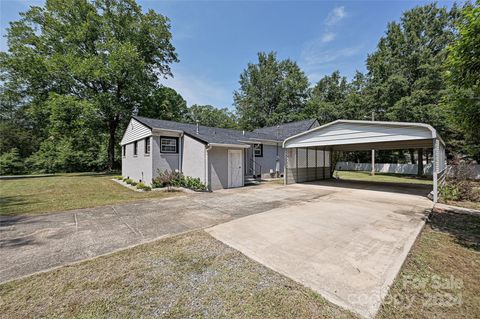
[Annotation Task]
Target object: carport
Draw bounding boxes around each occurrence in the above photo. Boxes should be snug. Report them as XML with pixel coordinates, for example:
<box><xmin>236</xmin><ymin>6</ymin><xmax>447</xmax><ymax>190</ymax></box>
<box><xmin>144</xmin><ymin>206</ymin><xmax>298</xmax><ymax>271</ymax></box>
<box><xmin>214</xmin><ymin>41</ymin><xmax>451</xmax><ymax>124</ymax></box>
<box><xmin>283</xmin><ymin>120</ymin><xmax>447</xmax><ymax>202</ymax></box>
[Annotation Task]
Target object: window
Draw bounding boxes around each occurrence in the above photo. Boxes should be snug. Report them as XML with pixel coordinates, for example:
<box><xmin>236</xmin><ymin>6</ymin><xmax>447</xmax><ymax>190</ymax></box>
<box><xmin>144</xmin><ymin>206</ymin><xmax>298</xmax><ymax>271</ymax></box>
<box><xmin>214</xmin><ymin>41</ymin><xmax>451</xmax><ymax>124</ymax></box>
<box><xmin>133</xmin><ymin>141</ymin><xmax>138</xmax><ymax>156</ymax></box>
<box><xmin>144</xmin><ymin>137</ymin><xmax>150</xmax><ymax>155</ymax></box>
<box><xmin>160</xmin><ymin>137</ymin><xmax>178</xmax><ymax>153</ymax></box>
<box><xmin>122</xmin><ymin>145</ymin><xmax>126</xmax><ymax>157</ymax></box>
<box><xmin>253</xmin><ymin>144</ymin><xmax>263</xmax><ymax>157</ymax></box>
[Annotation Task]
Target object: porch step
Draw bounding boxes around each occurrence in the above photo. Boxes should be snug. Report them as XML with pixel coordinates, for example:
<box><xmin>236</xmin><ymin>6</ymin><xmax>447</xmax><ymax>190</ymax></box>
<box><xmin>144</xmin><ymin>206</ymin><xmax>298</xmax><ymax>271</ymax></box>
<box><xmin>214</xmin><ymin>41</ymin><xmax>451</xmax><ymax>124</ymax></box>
<box><xmin>244</xmin><ymin>175</ymin><xmax>260</xmax><ymax>185</ymax></box>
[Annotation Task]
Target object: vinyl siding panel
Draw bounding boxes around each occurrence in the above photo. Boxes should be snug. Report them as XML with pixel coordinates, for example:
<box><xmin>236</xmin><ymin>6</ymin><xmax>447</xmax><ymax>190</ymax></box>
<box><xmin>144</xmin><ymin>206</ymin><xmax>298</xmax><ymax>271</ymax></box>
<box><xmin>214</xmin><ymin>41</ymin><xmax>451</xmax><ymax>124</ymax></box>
<box><xmin>121</xmin><ymin>118</ymin><xmax>152</xmax><ymax>145</ymax></box>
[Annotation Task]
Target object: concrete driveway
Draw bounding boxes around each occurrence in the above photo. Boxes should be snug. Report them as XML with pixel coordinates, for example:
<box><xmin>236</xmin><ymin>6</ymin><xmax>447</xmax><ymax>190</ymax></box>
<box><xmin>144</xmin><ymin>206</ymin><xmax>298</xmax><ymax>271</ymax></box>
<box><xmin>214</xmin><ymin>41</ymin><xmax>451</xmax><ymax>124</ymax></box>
<box><xmin>207</xmin><ymin>180</ymin><xmax>433</xmax><ymax>319</ymax></box>
<box><xmin>0</xmin><ymin>183</ymin><xmax>328</xmax><ymax>283</ymax></box>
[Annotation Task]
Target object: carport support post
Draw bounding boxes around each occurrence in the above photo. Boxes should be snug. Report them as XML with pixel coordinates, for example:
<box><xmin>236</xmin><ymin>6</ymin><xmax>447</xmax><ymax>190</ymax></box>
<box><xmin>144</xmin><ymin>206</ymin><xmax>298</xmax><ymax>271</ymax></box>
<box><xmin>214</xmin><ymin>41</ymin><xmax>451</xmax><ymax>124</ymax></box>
<box><xmin>432</xmin><ymin>138</ymin><xmax>439</xmax><ymax>203</ymax></box>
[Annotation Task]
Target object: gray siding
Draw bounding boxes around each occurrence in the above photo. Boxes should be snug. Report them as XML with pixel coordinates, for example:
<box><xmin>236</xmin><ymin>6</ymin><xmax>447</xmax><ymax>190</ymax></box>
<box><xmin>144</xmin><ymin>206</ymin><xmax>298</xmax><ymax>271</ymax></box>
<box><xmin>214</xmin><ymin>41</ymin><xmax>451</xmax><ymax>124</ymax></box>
<box><xmin>182</xmin><ymin>135</ymin><xmax>206</xmax><ymax>183</ymax></box>
<box><xmin>208</xmin><ymin>147</ymin><xmax>244</xmax><ymax>191</ymax></box>
<box><xmin>152</xmin><ymin>135</ymin><xmax>180</xmax><ymax>179</ymax></box>
<box><xmin>121</xmin><ymin>138</ymin><xmax>153</xmax><ymax>184</ymax></box>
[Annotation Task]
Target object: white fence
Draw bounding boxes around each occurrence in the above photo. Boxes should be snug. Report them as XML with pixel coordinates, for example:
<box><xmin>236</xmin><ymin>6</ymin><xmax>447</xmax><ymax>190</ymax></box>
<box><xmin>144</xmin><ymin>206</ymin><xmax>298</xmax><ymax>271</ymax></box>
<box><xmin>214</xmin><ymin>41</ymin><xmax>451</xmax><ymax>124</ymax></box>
<box><xmin>336</xmin><ymin>162</ymin><xmax>480</xmax><ymax>180</ymax></box>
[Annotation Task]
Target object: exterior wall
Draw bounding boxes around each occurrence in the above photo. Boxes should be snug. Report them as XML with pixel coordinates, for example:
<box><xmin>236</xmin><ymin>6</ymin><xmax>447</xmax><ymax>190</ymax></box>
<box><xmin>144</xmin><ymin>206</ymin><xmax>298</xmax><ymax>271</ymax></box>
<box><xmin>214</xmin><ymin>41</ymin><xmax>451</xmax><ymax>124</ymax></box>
<box><xmin>208</xmin><ymin>147</ymin><xmax>245</xmax><ymax>191</ymax></box>
<box><xmin>121</xmin><ymin>138</ymin><xmax>153</xmax><ymax>184</ymax></box>
<box><xmin>285</xmin><ymin>148</ymin><xmax>331</xmax><ymax>184</ymax></box>
<box><xmin>182</xmin><ymin>135</ymin><xmax>206</xmax><ymax>183</ymax></box>
<box><xmin>152</xmin><ymin>135</ymin><xmax>180</xmax><ymax>179</ymax></box>
<box><xmin>120</xmin><ymin>118</ymin><xmax>151</xmax><ymax>145</ymax></box>
<box><xmin>246</xmin><ymin>143</ymin><xmax>286</xmax><ymax>178</ymax></box>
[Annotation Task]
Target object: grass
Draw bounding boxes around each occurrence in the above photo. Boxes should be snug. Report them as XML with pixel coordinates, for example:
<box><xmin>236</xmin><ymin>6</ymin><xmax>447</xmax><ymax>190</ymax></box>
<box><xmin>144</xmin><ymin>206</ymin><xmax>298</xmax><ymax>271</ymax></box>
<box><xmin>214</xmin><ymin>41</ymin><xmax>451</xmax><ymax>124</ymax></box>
<box><xmin>1</xmin><ymin>211</ymin><xmax>478</xmax><ymax>318</ymax></box>
<box><xmin>336</xmin><ymin>170</ymin><xmax>433</xmax><ymax>185</ymax></box>
<box><xmin>377</xmin><ymin>210</ymin><xmax>480</xmax><ymax>318</ymax></box>
<box><xmin>0</xmin><ymin>231</ymin><xmax>357</xmax><ymax>319</ymax></box>
<box><xmin>0</xmin><ymin>173</ymin><xmax>178</xmax><ymax>217</ymax></box>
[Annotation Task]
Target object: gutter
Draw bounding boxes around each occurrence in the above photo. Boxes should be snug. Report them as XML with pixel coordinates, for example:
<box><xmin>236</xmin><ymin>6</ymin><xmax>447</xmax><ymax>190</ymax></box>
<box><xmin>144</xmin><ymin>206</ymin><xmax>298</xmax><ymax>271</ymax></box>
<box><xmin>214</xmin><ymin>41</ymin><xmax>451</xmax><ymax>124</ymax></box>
<box><xmin>208</xmin><ymin>143</ymin><xmax>250</xmax><ymax>148</ymax></box>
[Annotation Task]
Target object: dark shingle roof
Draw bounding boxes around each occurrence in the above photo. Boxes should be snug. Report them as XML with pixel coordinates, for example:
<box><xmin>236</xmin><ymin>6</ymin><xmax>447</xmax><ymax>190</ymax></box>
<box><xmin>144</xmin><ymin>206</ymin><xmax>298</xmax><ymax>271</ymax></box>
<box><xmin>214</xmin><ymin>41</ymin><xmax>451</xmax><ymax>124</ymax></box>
<box><xmin>253</xmin><ymin>119</ymin><xmax>318</xmax><ymax>140</ymax></box>
<box><xmin>132</xmin><ymin>116</ymin><xmax>317</xmax><ymax>146</ymax></box>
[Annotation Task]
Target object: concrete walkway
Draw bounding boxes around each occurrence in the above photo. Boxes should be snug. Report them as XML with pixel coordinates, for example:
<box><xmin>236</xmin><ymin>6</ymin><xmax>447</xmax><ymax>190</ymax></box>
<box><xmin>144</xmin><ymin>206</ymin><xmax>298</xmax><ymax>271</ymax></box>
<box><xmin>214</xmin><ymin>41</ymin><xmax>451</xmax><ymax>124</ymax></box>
<box><xmin>0</xmin><ymin>183</ymin><xmax>329</xmax><ymax>283</ymax></box>
<box><xmin>207</xmin><ymin>181</ymin><xmax>433</xmax><ymax>319</ymax></box>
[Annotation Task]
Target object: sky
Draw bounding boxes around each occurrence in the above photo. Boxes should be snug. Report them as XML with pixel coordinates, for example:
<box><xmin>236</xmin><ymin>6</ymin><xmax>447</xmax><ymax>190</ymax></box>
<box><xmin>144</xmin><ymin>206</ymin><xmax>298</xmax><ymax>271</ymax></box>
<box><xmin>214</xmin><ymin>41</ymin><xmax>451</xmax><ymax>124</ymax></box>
<box><xmin>0</xmin><ymin>0</ymin><xmax>457</xmax><ymax>109</ymax></box>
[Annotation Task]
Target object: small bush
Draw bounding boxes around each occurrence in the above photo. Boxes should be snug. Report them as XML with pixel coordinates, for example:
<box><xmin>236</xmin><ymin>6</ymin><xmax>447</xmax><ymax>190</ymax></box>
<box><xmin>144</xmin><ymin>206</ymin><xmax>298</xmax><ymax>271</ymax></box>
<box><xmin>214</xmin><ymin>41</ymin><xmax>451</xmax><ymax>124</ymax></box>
<box><xmin>0</xmin><ymin>148</ymin><xmax>25</xmax><ymax>175</ymax></box>
<box><xmin>130</xmin><ymin>181</ymin><xmax>138</xmax><ymax>186</ymax></box>
<box><xmin>136</xmin><ymin>182</ymin><xmax>151</xmax><ymax>191</ymax></box>
<box><xmin>113</xmin><ymin>176</ymin><xmax>123</xmax><ymax>180</ymax></box>
<box><xmin>124</xmin><ymin>178</ymin><xmax>134</xmax><ymax>185</ymax></box>
<box><xmin>152</xmin><ymin>169</ymin><xmax>207</xmax><ymax>191</ymax></box>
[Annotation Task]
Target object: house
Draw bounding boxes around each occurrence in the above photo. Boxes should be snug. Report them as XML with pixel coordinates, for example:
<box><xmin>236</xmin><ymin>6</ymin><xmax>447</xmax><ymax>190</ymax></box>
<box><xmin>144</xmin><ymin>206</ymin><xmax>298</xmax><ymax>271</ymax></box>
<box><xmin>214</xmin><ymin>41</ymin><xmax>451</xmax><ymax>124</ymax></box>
<box><xmin>120</xmin><ymin>116</ymin><xmax>318</xmax><ymax>190</ymax></box>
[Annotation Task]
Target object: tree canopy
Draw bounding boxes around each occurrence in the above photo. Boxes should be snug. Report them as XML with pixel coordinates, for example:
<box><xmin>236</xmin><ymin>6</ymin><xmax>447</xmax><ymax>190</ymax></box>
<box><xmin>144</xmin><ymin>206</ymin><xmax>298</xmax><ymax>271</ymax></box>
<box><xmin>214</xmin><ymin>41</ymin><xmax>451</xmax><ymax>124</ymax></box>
<box><xmin>0</xmin><ymin>0</ymin><xmax>178</xmax><ymax>170</ymax></box>
<box><xmin>186</xmin><ymin>105</ymin><xmax>238</xmax><ymax>129</ymax></box>
<box><xmin>234</xmin><ymin>52</ymin><xmax>310</xmax><ymax>130</ymax></box>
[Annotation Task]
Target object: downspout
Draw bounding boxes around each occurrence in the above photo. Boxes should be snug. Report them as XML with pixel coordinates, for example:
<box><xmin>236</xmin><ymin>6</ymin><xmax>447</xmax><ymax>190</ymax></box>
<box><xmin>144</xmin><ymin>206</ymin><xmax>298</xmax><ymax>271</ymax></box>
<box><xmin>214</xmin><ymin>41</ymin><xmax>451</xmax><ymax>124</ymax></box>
<box><xmin>178</xmin><ymin>132</ymin><xmax>184</xmax><ymax>173</ymax></box>
<box><xmin>205</xmin><ymin>144</ymin><xmax>212</xmax><ymax>190</ymax></box>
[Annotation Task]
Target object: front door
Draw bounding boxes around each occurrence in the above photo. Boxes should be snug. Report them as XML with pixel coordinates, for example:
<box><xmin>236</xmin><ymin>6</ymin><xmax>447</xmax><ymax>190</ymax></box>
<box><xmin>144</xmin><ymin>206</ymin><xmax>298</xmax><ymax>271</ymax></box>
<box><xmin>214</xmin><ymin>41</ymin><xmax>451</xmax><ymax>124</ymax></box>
<box><xmin>228</xmin><ymin>149</ymin><xmax>243</xmax><ymax>188</ymax></box>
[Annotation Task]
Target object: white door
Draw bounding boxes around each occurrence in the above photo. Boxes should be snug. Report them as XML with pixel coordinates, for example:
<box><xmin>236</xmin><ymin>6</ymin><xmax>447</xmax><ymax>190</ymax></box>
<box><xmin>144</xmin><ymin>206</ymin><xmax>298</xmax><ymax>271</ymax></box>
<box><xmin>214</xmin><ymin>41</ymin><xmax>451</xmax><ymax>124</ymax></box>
<box><xmin>228</xmin><ymin>149</ymin><xmax>243</xmax><ymax>188</ymax></box>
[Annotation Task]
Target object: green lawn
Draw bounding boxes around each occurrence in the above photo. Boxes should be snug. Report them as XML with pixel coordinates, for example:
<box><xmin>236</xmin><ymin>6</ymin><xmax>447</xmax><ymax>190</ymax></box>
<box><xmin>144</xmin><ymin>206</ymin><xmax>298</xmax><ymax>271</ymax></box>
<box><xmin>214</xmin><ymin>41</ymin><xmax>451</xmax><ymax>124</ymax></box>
<box><xmin>0</xmin><ymin>173</ymin><xmax>178</xmax><ymax>217</ymax></box>
<box><xmin>1</xmin><ymin>210</ymin><xmax>478</xmax><ymax>318</ymax></box>
<box><xmin>336</xmin><ymin>170</ymin><xmax>433</xmax><ymax>185</ymax></box>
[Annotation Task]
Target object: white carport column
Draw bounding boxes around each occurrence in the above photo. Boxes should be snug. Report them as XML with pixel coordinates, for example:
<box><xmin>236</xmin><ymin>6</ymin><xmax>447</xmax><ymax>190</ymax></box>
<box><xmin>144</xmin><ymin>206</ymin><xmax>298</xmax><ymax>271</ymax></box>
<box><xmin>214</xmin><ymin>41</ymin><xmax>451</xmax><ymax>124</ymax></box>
<box><xmin>432</xmin><ymin>138</ymin><xmax>439</xmax><ymax>203</ymax></box>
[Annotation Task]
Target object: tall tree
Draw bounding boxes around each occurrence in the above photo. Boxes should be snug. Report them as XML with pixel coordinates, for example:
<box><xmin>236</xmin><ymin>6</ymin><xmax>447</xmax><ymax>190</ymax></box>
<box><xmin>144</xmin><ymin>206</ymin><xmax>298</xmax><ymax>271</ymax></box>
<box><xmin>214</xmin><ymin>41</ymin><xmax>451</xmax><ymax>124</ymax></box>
<box><xmin>0</xmin><ymin>0</ymin><xmax>178</xmax><ymax>170</ymax></box>
<box><xmin>138</xmin><ymin>86</ymin><xmax>188</xmax><ymax>122</ymax></box>
<box><xmin>365</xmin><ymin>3</ymin><xmax>459</xmax><ymax>131</ymax></box>
<box><xmin>306</xmin><ymin>71</ymin><xmax>369</xmax><ymax>124</ymax></box>
<box><xmin>444</xmin><ymin>2</ymin><xmax>480</xmax><ymax>160</ymax></box>
<box><xmin>187</xmin><ymin>104</ymin><xmax>238</xmax><ymax>129</ymax></box>
<box><xmin>234</xmin><ymin>52</ymin><xmax>309</xmax><ymax>130</ymax></box>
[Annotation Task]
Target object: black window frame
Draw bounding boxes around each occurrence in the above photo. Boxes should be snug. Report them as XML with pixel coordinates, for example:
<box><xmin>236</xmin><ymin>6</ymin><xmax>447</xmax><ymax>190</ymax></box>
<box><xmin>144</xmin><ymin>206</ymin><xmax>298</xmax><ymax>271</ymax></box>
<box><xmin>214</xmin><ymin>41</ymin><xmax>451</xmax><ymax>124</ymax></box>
<box><xmin>253</xmin><ymin>143</ymin><xmax>263</xmax><ymax>157</ymax></box>
<box><xmin>160</xmin><ymin>136</ymin><xmax>179</xmax><ymax>154</ymax></box>
<box><xmin>122</xmin><ymin>145</ymin><xmax>126</xmax><ymax>157</ymax></box>
<box><xmin>133</xmin><ymin>141</ymin><xmax>138</xmax><ymax>156</ymax></box>
<box><xmin>144</xmin><ymin>137</ymin><xmax>150</xmax><ymax>155</ymax></box>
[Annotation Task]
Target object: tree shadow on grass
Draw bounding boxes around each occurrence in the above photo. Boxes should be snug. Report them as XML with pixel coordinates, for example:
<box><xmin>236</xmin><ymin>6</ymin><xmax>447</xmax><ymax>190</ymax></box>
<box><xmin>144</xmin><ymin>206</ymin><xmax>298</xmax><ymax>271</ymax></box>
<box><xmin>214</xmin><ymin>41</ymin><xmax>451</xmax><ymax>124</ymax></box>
<box><xmin>0</xmin><ymin>196</ymin><xmax>39</xmax><ymax>217</ymax></box>
<box><xmin>429</xmin><ymin>209</ymin><xmax>480</xmax><ymax>252</ymax></box>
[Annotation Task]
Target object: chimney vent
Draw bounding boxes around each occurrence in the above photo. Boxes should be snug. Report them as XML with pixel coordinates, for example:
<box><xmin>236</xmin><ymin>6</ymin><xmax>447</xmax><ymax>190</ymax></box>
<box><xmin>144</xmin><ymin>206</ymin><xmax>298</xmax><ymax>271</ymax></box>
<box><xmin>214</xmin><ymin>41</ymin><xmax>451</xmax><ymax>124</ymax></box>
<box><xmin>196</xmin><ymin>120</ymin><xmax>199</xmax><ymax>134</ymax></box>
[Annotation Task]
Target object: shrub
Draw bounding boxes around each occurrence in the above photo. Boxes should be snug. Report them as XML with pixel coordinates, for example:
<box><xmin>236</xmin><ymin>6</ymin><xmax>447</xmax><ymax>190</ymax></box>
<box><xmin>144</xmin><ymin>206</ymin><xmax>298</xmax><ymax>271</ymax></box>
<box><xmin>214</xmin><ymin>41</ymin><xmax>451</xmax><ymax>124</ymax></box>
<box><xmin>136</xmin><ymin>182</ymin><xmax>151</xmax><ymax>191</ymax></box>
<box><xmin>130</xmin><ymin>181</ymin><xmax>138</xmax><ymax>186</ymax></box>
<box><xmin>124</xmin><ymin>178</ymin><xmax>134</xmax><ymax>185</ymax></box>
<box><xmin>0</xmin><ymin>148</ymin><xmax>25</xmax><ymax>175</ymax></box>
<box><xmin>113</xmin><ymin>176</ymin><xmax>123</xmax><ymax>180</ymax></box>
<box><xmin>152</xmin><ymin>169</ymin><xmax>207</xmax><ymax>191</ymax></box>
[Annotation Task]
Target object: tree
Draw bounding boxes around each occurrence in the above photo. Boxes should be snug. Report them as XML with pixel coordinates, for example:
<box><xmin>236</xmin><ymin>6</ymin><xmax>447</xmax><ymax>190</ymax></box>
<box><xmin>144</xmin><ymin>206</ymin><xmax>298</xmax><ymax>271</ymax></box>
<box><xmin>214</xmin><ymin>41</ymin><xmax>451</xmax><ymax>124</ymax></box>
<box><xmin>187</xmin><ymin>104</ymin><xmax>238</xmax><ymax>129</ymax></box>
<box><xmin>444</xmin><ymin>2</ymin><xmax>480</xmax><ymax>160</ymax></box>
<box><xmin>0</xmin><ymin>0</ymin><xmax>178</xmax><ymax>170</ymax></box>
<box><xmin>365</xmin><ymin>3</ymin><xmax>459</xmax><ymax>129</ymax></box>
<box><xmin>138</xmin><ymin>86</ymin><xmax>188</xmax><ymax>122</ymax></box>
<box><xmin>234</xmin><ymin>52</ymin><xmax>309</xmax><ymax>130</ymax></box>
<box><xmin>305</xmin><ymin>71</ymin><xmax>370</xmax><ymax>124</ymax></box>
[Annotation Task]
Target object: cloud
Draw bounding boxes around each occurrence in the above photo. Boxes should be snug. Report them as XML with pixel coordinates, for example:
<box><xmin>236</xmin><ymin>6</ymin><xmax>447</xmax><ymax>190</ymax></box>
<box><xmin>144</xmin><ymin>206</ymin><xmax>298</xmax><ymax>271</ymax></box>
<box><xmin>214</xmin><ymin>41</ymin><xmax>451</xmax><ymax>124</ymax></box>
<box><xmin>161</xmin><ymin>70</ymin><xmax>232</xmax><ymax>108</ymax></box>
<box><xmin>321</xmin><ymin>32</ymin><xmax>336</xmax><ymax>43</ymax></box>
<box><xmin>301</xmin><ymin>37</ymin><xmax>362</xmax><ymax>67</ymax></box>
<box><xmin>325</xmin><ymin>6</ymin><xmax>347</xmax><ymax>26</ymax></box>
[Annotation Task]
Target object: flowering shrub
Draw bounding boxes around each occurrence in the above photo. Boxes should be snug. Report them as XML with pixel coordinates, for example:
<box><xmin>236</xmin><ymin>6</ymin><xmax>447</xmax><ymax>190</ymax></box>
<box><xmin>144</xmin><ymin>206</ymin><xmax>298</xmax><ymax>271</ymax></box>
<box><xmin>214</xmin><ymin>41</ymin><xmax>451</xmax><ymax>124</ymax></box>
<box><xmin>152</xmin><ymin>170</ymin><xmax>207</xmax><ymax>191</ymax></box>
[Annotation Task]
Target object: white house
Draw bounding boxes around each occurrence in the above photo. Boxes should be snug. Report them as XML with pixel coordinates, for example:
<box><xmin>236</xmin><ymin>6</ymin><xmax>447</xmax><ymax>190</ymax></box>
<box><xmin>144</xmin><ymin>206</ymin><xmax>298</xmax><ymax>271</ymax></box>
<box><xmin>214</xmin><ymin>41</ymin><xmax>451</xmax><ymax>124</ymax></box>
<box><xmin>120</xmin><ymin>116</ymin><xmax>318</xmax><ymax>190</ymax></box>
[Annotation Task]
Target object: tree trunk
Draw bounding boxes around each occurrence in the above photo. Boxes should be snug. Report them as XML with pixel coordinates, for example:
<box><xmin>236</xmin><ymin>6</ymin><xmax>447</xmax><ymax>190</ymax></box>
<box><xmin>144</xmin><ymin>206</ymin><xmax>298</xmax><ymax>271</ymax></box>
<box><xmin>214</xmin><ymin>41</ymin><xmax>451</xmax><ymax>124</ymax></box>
<box><xmin>107</xmin><ymin>120</ymin><xmax>118</xmax><ymax>171</ymax></box>
<box><xmin>417</xmin><ymin>148</ymin><xmax>424</xmax><ymax>176</ymax></box>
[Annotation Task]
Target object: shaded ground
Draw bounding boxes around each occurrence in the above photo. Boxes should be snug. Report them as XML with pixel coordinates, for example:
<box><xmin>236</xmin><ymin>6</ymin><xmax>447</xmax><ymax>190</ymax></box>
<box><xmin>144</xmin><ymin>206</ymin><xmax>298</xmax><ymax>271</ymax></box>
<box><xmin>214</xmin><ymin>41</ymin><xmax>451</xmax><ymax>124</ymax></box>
<box><xmin>377</xmin><ymin>209</ymin><xmax>480</xmax><ymax>319</ymax></box>
<box><xmin>0</xmin><ymin>183</ymin><xmax>330</xmax><ymax>283</ymax></box>
<box><xmin>0</xmin><ymin>173</ymin><xmax>178</xmax><ymax>216</ymax></box>
<box><xmin>0</xmin><ymin>231</ymin><xmax>357</xmax><ymax>319</ymax></box>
